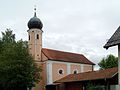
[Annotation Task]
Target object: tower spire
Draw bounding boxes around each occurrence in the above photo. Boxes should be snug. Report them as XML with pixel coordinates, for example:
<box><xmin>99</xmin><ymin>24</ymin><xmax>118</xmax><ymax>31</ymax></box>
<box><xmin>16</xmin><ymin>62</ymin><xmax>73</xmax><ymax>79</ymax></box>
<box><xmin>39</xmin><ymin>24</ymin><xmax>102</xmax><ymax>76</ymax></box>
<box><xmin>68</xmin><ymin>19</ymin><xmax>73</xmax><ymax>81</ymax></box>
<box><xmin>34</xmin><ymin>5</ymin><xmax>37</xmax><ymax>17</ymax></box>
<box><xmin>28</xmin><ymin>5</ymin><xmax>43</xmax><ymax>30</ymax></box>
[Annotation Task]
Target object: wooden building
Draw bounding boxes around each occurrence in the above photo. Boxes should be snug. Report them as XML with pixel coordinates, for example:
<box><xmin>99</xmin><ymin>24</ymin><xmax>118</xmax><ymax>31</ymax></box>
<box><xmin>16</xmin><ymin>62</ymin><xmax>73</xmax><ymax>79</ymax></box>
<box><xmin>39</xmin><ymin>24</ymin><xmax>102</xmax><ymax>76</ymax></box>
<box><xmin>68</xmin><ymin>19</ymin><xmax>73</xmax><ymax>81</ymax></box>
<box><xmin>104</xmin><ymin>26</ymin><xmax>120</xmax><ymax>90</ymax></box>
<box><xmin>46</xmin><ymin>67</ymin><xmax>118</xmax><ymax>90</ymax></box>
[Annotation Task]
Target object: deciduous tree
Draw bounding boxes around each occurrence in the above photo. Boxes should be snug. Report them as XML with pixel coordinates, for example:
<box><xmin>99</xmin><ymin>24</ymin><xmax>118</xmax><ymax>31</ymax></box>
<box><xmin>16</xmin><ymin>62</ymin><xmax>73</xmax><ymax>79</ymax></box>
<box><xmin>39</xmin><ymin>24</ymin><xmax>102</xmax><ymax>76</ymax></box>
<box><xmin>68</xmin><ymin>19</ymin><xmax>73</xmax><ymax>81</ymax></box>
<box><xmin>0</xmin><ymin>29</ymin><xmax>41</xmax><ymax>90</ymax></box>
<box><xmin>98</xmin><ymin>54</ymin><xmax>118</xmax><ymax>69</ymax></box>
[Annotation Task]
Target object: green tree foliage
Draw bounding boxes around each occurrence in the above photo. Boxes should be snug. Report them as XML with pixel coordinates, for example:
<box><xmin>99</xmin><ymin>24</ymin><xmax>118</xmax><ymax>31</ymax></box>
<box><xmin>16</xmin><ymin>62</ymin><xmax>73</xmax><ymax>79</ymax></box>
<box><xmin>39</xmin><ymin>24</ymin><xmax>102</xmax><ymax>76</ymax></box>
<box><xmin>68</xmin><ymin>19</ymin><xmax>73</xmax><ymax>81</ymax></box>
<box><xmin>86</xmin><ymin>82</ymin><xmax>95</xmax><ymax>90</ymax></box>
<box><xmin>0</xmin><ymin>29</ymin><xmax>41</xmax><ymax>90</ymax></box>
<box><xmin>1</xmin><ymin>29</ymin><xmax>15</xmax><ymax>43</ymax></box>
<box><xmin>98</xmin><ymin>54</ymin><xmax>118</xmax><ymax>70</ymax></box>
<box><xmin>86</xmin><ymin>82</ymin><xmax>106</xmax><ymax>90</ymax></box>
<box><xmin>0</xmin><ymin>38</ymin><xmax>2</xmax><ymax>53</ymax></box>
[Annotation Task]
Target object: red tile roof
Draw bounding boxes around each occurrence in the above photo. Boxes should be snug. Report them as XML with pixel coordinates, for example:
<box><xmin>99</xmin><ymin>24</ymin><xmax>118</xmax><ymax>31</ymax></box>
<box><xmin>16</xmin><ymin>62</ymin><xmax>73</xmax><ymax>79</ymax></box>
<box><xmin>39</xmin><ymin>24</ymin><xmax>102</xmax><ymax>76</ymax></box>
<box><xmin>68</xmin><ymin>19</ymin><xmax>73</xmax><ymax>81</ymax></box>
<box><xmin>55</xmin><ymin>67</ymin><xmax>118</xmax><ymax>83</ymax></box>
<box><xmin>42</xmin><ymin>48</ymin><xmax>95</xmax><ymax>65</ymax></box>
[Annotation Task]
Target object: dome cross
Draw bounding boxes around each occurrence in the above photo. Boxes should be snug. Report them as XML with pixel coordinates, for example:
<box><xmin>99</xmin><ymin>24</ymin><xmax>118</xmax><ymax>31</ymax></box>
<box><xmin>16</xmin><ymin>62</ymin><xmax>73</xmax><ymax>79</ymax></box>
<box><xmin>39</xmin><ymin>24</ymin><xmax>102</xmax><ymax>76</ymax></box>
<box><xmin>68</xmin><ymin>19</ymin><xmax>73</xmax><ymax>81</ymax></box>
<box><xmin>34</xmin><ymin>5</ymin><xmax>37</xmax><ymax>17</ymax></box>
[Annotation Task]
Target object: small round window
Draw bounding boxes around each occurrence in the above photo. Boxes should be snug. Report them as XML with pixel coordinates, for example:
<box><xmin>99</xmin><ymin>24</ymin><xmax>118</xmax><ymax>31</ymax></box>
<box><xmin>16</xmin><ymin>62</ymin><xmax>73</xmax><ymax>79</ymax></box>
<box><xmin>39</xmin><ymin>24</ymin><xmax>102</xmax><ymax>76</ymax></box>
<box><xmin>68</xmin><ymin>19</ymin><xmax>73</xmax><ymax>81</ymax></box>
<box><xmin>58</xmin><ymin>69</ymin><xmax>64</xmax><ymax>75</ymax></box>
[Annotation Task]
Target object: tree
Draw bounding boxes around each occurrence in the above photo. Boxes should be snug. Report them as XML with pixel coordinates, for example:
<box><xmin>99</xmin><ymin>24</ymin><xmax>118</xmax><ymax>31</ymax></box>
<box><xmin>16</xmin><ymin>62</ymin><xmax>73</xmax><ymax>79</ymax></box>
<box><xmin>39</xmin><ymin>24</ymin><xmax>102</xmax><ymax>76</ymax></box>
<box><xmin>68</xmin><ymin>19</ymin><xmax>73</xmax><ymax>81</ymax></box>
<box><xmin>0</xmin><ymin>29</ymin><xmax>41</xmax><ymax>90</ymax></box>
<box><xmin>86</xmin><ymin>82</ymin><xmax>96</xmax><ymax>90</ymax></box>
<box><xmin>1</xmin><ymin>29</ymin><xmax>15</xmax><ymax>43</ymax></box>
<box><xmin>98</xmin><ymin>54</ymin><xmax>118</xmax><ymax>70</ymax></box>
<box><xmin>0</xmin><ymin>38</ymin><xmax>2</xmax><ymax>54</ymax></box>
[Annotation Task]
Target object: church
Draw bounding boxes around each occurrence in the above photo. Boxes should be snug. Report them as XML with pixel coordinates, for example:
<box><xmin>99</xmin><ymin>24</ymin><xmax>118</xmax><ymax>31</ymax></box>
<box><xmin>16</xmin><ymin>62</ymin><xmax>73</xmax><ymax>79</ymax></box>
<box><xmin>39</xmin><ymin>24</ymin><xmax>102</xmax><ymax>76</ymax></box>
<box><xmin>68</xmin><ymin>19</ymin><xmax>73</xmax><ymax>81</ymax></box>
<box><xmin>27</xmin><ymin>9</ymin><xmax>95</xmax><ymax>90</ymax></box>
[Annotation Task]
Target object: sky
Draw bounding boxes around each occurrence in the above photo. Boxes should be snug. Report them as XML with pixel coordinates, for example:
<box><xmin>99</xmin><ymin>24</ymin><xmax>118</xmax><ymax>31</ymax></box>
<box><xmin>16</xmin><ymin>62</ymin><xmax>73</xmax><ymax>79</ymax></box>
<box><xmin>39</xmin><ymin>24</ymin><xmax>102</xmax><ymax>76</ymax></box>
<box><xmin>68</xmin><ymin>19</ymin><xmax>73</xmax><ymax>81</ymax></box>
<box><xmin>0</xmin><ymin>0</ymin><xmax>120</xmax><ymax>70</ymax></box>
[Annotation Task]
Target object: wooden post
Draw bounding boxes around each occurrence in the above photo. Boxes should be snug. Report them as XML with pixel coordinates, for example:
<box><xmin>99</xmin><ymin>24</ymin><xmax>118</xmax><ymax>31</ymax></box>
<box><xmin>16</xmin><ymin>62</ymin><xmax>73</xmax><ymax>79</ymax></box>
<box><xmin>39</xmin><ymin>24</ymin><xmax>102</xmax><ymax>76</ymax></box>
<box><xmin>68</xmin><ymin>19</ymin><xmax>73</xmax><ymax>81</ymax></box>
<box><xmin>107</xmin><ymin>82</ymin><xmax>110</xmax><ymax>90</ymax></box>
<box><xmin>118</xmin><ymin>45</ymin><xmax>120</xmax><ymax>89</ymax></box>
<box><xmin>104</xmin><ymin>79</ymin><xmax>110</xmax><ymax>90</ymax></box>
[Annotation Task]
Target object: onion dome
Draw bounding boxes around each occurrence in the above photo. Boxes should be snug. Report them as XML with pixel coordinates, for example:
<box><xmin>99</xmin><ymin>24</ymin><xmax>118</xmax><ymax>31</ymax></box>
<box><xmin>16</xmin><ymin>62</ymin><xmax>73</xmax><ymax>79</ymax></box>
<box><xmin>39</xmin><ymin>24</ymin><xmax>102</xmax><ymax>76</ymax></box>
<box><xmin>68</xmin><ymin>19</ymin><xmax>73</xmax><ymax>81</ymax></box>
<box><xmin>28</xmin><ymin>8</ymin><xmax>43</xmax><ymax>30</ymax></box>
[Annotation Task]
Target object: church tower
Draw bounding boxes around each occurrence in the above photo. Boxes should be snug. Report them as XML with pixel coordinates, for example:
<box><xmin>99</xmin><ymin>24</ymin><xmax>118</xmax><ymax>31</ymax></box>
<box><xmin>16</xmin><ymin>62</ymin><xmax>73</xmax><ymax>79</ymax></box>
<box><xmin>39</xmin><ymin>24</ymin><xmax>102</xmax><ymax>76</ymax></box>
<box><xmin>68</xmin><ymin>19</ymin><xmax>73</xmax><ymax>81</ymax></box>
<box><xmin>27</xmin><ymin>8</ymin><xmax>43</xmax><ymax>61</ymax></box>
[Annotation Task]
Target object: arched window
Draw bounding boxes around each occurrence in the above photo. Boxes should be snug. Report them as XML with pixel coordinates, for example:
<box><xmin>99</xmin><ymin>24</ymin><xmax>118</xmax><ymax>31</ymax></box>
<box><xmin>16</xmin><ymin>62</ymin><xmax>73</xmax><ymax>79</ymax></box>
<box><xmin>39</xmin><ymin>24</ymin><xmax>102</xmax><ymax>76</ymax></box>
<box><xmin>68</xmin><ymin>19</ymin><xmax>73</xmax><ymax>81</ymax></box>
<box><xmin>37</xmin><ymin>34</ymin><xmax>39</xmax><ymax>39</ymax></box>
<box><xmin>29</xmin><ymin>35</ymin><xmax>30</xmax><ymax>40</ymax></box>
<box><xmin>74</xmin><ymin>71</ymin><xmax>77</xmax><ymax>74</ymax></box>
<box><xmin>73</xmin><ymin>70</ymin><xmax>78</xmax><ymax>74</ymax></box>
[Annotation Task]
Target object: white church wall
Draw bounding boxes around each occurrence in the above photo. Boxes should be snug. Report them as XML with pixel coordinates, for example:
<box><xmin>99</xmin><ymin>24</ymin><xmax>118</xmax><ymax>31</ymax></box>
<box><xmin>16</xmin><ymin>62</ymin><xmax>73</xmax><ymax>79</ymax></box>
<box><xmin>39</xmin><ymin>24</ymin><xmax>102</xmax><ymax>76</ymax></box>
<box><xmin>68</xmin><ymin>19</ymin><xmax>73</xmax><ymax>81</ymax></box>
<box><xmin>46</xmin><ymin>60</ymin><xmax>93</xmax><ymax>84</ymax></box>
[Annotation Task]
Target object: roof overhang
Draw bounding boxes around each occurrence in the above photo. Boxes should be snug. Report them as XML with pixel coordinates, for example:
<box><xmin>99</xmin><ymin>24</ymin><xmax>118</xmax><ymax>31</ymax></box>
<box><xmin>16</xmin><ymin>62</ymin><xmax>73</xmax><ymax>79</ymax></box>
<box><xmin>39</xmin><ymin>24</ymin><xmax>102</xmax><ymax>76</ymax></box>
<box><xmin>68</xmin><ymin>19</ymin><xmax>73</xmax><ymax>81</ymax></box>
<box><xmin>104</xmin><ymin>26</ymin><xmax>120</xmax><ymax>49</ymax></box>
<box><xmin>55</xmin><ymin>67</ymin><xmax>118</xmax><ymax>83</ymax></box>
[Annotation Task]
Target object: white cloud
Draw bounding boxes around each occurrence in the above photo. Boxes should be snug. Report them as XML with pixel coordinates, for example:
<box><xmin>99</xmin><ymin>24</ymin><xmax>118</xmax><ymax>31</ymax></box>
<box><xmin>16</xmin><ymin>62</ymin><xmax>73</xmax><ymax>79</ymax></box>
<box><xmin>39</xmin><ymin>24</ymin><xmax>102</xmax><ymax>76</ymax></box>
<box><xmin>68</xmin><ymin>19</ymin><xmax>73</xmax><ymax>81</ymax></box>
<box><xmin>0</xmin><ymin>0</ymin><xmax>120</xmax><ymax>69</ymax></box>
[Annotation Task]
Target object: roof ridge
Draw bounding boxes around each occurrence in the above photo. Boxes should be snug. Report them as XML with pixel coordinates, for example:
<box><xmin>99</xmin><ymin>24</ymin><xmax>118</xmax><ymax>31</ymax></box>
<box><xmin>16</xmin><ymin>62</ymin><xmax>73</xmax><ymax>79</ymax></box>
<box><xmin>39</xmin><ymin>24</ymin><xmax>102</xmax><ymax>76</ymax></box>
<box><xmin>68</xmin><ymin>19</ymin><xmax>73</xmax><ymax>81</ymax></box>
<box><xmin>42</xmin><ymin>48</ymin><xmax>95</xmax><ymax>65</ymax></box>
<box><xmin>67</xmin><ymin>67</ymin><xmax>118</xmax><ymax>77</ymax></box>
<box><xmin>42</xmin><ymin>48</ymin><xmax>83</xmax><ymax>56</ymax></box>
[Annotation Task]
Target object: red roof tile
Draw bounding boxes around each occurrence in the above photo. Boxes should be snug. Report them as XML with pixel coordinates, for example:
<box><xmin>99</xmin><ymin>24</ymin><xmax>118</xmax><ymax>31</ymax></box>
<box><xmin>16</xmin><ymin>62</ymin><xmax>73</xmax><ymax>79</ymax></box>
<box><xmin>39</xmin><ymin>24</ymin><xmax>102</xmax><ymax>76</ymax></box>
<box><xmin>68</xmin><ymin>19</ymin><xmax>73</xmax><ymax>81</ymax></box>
<box><xmin>42</xmin><ymin>48</ymin><xmax>95</xmax><ymax>65</ymax></box>
<box><xmin>55</xmin><ymin>67</ymin><xmax>118</xmax><ymax>83</ymax></box>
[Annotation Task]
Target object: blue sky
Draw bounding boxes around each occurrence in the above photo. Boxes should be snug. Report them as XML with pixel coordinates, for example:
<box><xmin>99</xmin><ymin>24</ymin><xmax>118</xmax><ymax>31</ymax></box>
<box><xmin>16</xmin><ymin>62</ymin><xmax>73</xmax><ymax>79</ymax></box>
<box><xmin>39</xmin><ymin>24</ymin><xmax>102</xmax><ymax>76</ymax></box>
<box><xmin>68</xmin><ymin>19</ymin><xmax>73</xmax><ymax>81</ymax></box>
<box><xmin>0</xmin><ymin>0</ymin><xmax>119</xmax><ymax>69</ymax></box>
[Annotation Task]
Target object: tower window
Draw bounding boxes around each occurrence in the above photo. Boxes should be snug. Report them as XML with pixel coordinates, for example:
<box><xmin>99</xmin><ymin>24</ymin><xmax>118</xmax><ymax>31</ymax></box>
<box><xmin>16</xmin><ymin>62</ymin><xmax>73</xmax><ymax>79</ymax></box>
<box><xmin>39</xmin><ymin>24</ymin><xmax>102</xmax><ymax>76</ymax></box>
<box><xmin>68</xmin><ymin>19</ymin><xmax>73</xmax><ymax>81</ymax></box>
<box><xmin>29</xmin><ymin>35</ymin><xmax>30</xmax><ymax>40</ymax></box>
<box><xmin>37</xmin><ymin>34</ymin><xmax>39</xmax><ymax>39</ymax></box>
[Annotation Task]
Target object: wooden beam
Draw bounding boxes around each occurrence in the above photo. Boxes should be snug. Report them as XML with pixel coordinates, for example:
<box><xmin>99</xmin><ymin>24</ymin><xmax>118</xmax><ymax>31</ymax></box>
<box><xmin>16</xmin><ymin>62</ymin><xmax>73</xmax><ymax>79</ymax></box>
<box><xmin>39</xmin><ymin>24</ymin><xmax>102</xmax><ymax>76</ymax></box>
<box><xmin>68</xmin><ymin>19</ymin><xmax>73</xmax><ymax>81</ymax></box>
<box><xmin>118</xmin><ymin>45</ymin><xmax>120</xmax><ymax>90</ymax></box>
